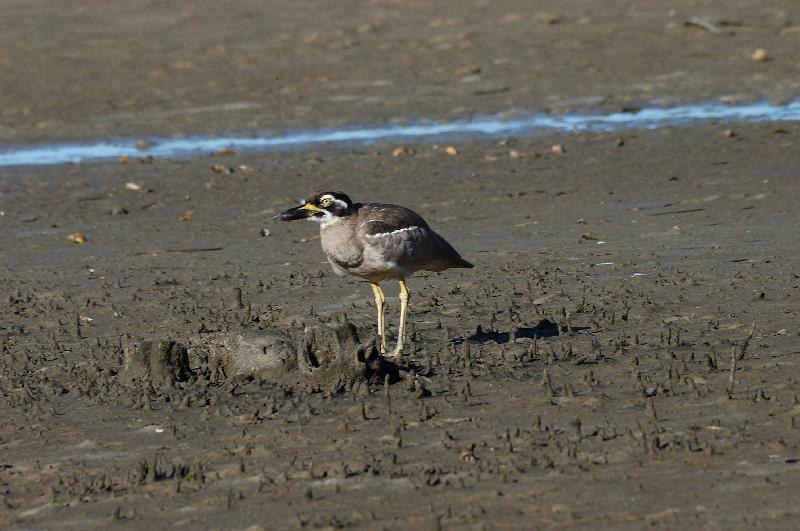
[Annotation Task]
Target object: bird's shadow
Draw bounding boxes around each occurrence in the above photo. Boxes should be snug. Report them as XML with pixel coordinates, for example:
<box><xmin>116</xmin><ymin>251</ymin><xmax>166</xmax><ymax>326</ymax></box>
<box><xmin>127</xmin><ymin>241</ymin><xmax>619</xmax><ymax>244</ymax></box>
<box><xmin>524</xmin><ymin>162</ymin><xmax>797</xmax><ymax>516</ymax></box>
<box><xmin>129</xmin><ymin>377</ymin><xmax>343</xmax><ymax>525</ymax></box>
<box><xmin>463</xmin><ymin>319</ymin><xmax>587</xmax><ymax>344</ymax></box>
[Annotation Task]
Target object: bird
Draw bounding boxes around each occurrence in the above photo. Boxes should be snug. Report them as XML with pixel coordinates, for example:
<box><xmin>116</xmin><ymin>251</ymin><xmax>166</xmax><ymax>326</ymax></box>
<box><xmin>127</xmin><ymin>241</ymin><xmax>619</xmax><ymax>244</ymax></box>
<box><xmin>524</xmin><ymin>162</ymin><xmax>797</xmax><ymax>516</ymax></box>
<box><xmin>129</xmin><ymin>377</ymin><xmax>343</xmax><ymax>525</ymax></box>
<box><xmin>274</xmin><ymin>191</ymin><xmax>473</xmax><ymax>357</ymax></box>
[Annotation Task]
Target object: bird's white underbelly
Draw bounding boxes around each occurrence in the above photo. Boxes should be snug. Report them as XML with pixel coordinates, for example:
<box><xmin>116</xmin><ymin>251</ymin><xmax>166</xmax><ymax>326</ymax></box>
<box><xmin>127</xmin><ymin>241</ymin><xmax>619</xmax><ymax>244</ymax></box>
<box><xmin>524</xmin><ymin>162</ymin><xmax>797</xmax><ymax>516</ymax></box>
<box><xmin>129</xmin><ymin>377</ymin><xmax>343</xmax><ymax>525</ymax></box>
<box><xmin>352</xmin><ymin>245</ymin><xmax>409</xmax><ymax>280</ymax></box>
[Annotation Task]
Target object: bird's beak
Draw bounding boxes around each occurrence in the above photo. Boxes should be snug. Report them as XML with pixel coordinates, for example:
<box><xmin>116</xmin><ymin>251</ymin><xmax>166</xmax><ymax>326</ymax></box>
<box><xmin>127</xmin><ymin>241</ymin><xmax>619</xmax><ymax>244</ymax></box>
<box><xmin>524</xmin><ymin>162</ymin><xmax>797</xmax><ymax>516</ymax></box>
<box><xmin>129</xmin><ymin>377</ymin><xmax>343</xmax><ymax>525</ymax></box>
<box><xmin>272</xmin><ymin>203</ymin><xmax>321</xmax><ymax>221</ymax></box>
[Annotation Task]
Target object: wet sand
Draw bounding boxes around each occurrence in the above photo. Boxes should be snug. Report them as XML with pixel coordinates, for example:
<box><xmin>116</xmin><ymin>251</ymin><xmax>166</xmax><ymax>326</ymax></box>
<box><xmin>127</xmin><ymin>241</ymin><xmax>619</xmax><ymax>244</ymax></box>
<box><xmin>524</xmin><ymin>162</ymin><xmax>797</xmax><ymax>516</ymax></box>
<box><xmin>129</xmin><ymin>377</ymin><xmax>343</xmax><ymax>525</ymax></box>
<box><xmin>2</xmin><ymin>1</ymin><xmax>800</xmax><ymax>529</ymax></box>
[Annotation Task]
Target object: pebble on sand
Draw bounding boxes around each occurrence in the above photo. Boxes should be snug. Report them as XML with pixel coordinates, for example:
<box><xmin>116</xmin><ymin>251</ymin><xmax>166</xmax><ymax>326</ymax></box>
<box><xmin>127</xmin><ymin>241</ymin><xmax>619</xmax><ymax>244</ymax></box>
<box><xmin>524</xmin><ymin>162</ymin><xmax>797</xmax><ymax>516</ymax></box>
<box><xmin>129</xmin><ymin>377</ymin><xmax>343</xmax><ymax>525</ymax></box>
<box><xmin>211</xmin><ymin>164</ymin><xmax>233</xmax><ymax>174</ymax></box>
<box><xmin>535</xmin><ymin>13</ymin><xmax>562</xmax><ymax>25</ymax></box>
<box><xmin>67</xmin><ymin>232</ymin><xmax>87</xmax><ymax>244</ymax></box>
<box><xmin>751</xmin><ymin>49</ymin><xmax>769</xmax><ymax>62</ymax></box>
<box><xmin>444</xmin><ymin>146</ymin><xmax>459</xmax><ymax>156</ymax></box>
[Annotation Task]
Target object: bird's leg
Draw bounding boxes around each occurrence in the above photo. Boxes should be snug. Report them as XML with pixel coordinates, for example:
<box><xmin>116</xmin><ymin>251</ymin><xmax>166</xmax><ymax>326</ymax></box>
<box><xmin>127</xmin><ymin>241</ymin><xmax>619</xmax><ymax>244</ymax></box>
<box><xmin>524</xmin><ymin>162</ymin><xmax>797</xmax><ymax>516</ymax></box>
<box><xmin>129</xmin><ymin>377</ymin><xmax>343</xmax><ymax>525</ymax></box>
<box><xmin>389</xmin><ymin>278</ymin><xmax>409</xmax><ymax>358</ymax></box>
<box><xmin>370</xmin><ymin>282</ymin><xmax>387</xmax><ymax>354</ymax></box>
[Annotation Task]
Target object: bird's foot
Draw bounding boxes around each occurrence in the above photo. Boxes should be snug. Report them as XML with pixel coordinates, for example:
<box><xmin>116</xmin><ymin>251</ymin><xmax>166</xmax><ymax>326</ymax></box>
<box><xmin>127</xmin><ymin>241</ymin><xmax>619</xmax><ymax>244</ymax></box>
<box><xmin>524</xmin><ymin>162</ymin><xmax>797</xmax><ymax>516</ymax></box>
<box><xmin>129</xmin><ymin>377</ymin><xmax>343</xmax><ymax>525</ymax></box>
<box><xmin>386</xmin><ymin>345</ymin><xmax>403</xmax><ymax>358</ymax></box>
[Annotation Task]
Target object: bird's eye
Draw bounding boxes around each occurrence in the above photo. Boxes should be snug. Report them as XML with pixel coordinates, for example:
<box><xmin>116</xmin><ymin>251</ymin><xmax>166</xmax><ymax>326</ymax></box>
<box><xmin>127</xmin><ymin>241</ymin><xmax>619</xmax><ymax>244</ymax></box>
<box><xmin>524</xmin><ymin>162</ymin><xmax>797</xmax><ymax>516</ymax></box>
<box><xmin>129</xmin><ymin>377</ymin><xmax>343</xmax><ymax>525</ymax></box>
<box><xmin>319</xmin><ymin>197</ymin><xmax>333</xmax><ymax>208</ymax></box>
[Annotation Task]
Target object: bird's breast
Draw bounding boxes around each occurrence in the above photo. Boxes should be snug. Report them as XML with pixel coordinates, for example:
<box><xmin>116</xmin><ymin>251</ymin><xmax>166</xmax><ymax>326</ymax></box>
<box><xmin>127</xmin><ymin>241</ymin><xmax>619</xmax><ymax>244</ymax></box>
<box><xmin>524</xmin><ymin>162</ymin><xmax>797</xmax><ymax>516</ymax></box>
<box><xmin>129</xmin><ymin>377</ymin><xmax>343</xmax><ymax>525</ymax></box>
<box><xmin>320</xmin><ymin>221</ymin><xmax>363</xmax><ymax>269</ymax></box>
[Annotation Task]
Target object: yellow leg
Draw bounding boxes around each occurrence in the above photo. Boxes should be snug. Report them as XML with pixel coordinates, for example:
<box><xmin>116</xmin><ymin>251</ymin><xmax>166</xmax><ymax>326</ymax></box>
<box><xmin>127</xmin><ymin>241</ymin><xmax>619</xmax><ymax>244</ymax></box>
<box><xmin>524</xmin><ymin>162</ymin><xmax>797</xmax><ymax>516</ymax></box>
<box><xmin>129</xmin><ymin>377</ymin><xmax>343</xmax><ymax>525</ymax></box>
<box><xmin>389</xmin><ymin>278</ymin><xmax>409</xmax><ymax>358</ymax></box>
<box><xmin>370</xmin><ymin>282</ymin><xmax>387</xmax><ymax>354</ymax></box>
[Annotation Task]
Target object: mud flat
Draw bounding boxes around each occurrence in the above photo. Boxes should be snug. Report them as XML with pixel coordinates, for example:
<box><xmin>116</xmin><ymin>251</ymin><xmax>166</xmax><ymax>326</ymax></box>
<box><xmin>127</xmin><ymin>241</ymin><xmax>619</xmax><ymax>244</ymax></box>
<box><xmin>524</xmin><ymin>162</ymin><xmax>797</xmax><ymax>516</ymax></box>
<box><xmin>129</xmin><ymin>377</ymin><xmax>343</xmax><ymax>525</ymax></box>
<box><xmin>2</xmin><ymin>121</ymin><xmax>800</xmax><ymax>529</ymax></box>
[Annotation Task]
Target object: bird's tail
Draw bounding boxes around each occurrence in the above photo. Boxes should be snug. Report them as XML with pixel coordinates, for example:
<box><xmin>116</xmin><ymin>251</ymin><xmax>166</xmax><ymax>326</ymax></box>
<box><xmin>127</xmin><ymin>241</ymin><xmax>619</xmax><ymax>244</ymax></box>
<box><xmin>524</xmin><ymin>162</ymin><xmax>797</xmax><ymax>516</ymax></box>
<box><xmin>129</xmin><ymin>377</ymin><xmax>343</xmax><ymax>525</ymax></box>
<box><xmin>453</xmin><ymin>257</ymin><xmax>474</xmax><ymax>268</ymax></box>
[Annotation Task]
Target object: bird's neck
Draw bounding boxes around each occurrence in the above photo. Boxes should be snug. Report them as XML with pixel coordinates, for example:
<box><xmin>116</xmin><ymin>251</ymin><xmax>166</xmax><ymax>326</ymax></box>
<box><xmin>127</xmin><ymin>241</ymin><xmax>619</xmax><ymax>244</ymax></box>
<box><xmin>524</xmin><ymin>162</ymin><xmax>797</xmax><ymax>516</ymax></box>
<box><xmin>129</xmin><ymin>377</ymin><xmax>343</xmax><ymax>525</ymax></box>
<box><xmin>319</xmin><ymin>214</ymin><xmax>345</xmax><ymax>231</ymax></box>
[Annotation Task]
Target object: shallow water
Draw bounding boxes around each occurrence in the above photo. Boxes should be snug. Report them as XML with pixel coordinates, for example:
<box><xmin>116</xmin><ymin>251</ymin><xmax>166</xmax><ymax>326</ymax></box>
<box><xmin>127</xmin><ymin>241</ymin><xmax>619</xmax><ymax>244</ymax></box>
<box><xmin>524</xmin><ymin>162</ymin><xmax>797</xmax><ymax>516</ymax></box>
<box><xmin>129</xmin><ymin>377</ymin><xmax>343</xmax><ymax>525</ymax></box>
<box><xmin>1</xmin><ymin>100</ymin><xmax>798</xmax><ymax>167</ymax></box>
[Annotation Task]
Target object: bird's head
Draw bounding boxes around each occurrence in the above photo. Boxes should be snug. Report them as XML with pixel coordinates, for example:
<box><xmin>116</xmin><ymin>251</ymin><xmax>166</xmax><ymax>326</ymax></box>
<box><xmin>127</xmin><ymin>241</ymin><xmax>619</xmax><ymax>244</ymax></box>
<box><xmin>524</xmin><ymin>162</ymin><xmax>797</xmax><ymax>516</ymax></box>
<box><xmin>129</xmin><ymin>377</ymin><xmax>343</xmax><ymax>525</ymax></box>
<box><xmin>273</xmin><ymin>191</ymin><xmax>353</xmax><ymax>222</ymax></box>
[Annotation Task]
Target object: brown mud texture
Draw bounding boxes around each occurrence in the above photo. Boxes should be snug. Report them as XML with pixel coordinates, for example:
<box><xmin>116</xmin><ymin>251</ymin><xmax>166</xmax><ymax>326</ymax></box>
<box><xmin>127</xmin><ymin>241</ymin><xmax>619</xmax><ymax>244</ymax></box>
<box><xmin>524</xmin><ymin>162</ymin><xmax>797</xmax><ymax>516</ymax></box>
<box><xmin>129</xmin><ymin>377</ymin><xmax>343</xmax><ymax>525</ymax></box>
<box><xmin>2</xmin><ymin>1</ymin><xmax>800</xmax><ymax>530</ymax></box>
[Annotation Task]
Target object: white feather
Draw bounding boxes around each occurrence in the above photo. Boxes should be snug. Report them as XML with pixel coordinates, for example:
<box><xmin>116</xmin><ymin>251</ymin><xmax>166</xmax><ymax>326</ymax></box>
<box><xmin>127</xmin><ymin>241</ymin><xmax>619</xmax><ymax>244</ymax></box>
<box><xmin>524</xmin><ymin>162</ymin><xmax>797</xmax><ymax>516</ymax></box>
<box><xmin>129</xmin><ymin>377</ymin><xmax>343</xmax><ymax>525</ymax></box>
<box><xmin>364</xmin><ymin>225</ymin><xmax>420</xmax><ymax>238</ymax></box>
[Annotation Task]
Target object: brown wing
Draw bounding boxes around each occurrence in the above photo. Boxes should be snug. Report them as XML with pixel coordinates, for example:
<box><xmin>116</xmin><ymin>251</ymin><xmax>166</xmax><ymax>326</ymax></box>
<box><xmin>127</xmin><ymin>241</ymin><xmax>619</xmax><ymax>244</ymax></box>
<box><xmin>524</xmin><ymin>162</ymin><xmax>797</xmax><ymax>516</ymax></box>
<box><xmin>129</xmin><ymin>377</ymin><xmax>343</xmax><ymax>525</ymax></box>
<box><xmin>356</xmin><ymin>203</ymin><xmax>429</xmax><ymax>230</ymax></box>
<box><xmin>357</xmin><ymin>204</ymin><xmax>472</xmax><ymax>272</ymax></box>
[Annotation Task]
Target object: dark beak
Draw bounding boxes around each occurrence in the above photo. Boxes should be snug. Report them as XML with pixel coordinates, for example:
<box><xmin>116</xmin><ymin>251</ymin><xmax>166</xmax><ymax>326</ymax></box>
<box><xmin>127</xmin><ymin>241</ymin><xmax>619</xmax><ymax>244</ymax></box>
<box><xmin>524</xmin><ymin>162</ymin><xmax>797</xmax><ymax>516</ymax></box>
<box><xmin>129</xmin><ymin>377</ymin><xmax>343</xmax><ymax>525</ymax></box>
<box><xmin>273</xmin><ymin>205</ymin><xmax>308</xmax><ymax>221</ymax></box>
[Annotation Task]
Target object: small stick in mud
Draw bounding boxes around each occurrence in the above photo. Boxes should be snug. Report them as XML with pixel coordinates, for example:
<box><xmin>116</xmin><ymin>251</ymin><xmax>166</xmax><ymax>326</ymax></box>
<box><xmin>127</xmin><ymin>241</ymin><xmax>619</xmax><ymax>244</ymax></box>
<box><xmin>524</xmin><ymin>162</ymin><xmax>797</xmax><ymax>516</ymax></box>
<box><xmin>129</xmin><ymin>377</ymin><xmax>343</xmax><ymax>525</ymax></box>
<box><xmin>706</xmin><ymin>348</ymin><xmax>718</xmax><ymax>371</ymax></box>
<box><xmin>459</xmin><ymin>381</ymin><xmax>472</xmax><ymax>404</ymax></box>
<box><xmin>685</xmin><ymin>15</ymin><xmax>725</xmax><ymax>35</ymax></box>
<box><xmin>234</xmin><ymin>286</ymin><xmax>244</xmax><ymax>310</ymax></box>
<box><xmin>737</xmin><ymin>321</ymin><xmax>756</xmax><ymax>360</ymax></box>
<box><xmin>134</xmin><ymin>247</ymin><xmax>224</xmax><ymax>256</ymax></box>
<box><xmin>646</xmin><ymin>398</ymin><xmax>658</xmax><ymax>421</ymax></box>
<box><xmin>542</xmin><ymin>369</ymin><xmax>555</xmax><ymax>398</ymax></box>
<box><xmin>384</xmin><ymin>374</ymin><xmax>392</xmax><ymax>414</ymax></box>
<box><xmin>727</xmin><ymin>346</ymin><xmax>737</xmax><ymax>398</ymax></box>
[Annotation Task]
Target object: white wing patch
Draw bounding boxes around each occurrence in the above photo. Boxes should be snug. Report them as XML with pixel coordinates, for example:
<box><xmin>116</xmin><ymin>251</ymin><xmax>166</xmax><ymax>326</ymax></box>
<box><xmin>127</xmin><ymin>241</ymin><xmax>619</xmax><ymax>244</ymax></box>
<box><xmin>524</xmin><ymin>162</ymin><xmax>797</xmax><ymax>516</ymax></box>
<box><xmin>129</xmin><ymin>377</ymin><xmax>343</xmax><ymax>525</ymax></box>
<box><xmin>364</xmin><ymin>225</ymin><xmax>420</xmax><ymax>238</ymax></box>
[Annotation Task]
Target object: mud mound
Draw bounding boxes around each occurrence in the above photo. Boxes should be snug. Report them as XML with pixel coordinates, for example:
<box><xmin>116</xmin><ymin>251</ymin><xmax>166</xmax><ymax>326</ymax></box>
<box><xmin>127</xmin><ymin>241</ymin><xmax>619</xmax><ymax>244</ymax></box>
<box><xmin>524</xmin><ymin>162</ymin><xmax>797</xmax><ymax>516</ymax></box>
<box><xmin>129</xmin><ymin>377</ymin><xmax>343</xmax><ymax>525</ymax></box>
<box><xmin>155</xmin><ymin>320</ymin><xmax>391</xmax><ymax>392</ymax></box>
<box><xmin>298</xmin><ymin>322</ymin><xmax>383</xmax><ymax>392</ymax></box>
<box><xmin>120</xmin><ymin>340</ymin><xmax>191</xmax><ymax>390</ymax></box>
<box><xmin>207</xmin><ymin>330</ymin><xmax>297</xmax><ymax>382</ymax></box>
<box><xmin>114</xmin><ymin>319</ymin><xmax>389</xmax><ymax>400</ymax></box>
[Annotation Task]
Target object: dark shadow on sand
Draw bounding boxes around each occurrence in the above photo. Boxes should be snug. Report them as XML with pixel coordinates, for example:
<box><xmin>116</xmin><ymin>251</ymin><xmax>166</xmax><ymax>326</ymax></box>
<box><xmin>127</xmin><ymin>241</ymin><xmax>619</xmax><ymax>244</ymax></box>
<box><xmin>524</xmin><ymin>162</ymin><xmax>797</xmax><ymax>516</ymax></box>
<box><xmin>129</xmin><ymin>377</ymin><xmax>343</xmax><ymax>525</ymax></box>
<box><xmin>464</xmin><ymin>319</ymin><xmax>589</xmax><ymax>344</ymax></box>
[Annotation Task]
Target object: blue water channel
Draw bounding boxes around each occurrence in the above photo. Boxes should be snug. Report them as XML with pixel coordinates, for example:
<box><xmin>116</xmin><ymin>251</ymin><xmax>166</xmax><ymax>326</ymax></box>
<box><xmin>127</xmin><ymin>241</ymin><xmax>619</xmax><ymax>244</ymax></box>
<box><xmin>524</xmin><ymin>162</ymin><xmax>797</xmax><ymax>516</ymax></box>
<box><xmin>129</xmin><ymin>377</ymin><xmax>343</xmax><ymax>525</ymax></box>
<box><xmin>1</xmin><ymin>100</ymin><xmax>798</xmax><ymax>167</ymax></box>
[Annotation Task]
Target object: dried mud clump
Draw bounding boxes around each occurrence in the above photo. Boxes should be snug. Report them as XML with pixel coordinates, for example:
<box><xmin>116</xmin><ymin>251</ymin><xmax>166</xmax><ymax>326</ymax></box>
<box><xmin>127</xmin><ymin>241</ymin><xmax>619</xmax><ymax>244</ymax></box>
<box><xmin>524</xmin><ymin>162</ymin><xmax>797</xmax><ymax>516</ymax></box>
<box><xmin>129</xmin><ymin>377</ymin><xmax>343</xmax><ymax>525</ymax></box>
<box><xmin>120</xmin><ymin>340</ymin><xmax>191</xmax><ymax>390</ymax></box>
<box><xmin>116</xmin><ymin>321</ymin><xmax>388</xmax><ymax>395</ymax></box>
<box><xmin>298</xmin><ymin>321</ymin><xmax>383</xmax><ymax>392</ymax></box>
<box><xmin>207</xmin><ymin>330</ymin><xmax>298</xmax><ymax>382</ymax></box>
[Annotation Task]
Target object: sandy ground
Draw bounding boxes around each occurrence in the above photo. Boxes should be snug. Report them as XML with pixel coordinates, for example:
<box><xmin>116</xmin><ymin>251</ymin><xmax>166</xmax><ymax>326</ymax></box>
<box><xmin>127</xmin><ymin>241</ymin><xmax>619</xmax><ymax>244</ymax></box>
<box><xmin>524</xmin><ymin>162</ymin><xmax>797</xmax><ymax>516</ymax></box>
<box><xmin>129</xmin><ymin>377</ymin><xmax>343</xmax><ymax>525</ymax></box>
<box><xmin>2</xmin><ymin>1</ymin><xmax>800</xmax><ymax>530</ymax></box>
